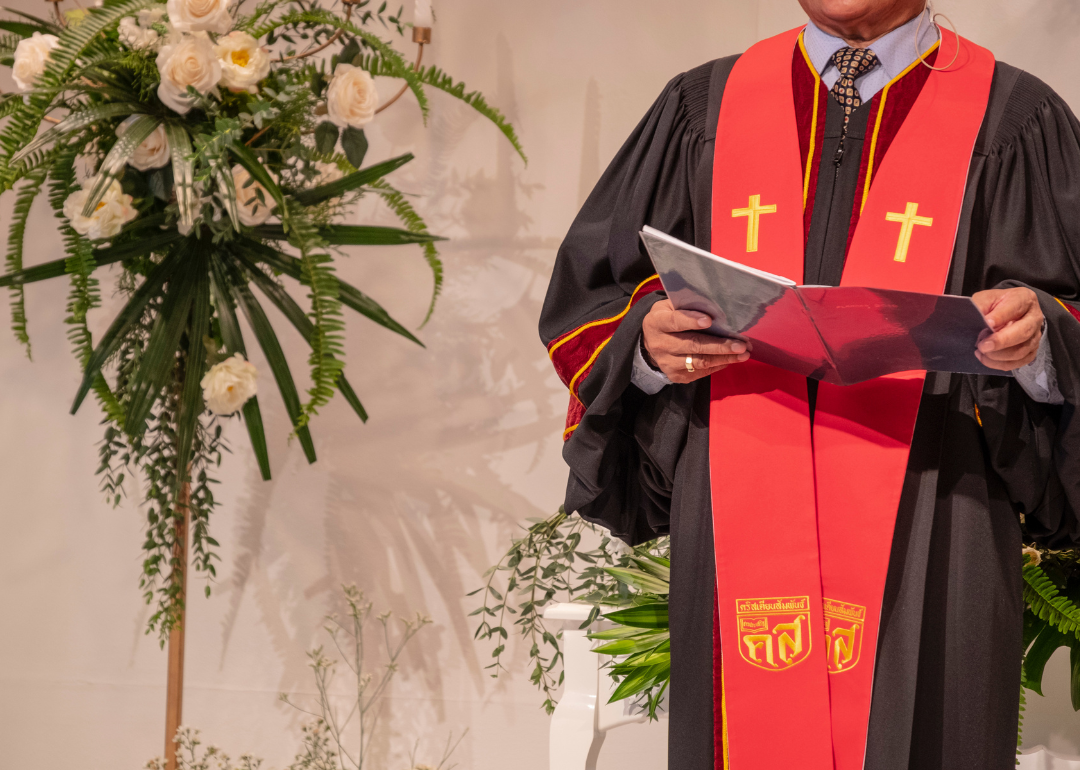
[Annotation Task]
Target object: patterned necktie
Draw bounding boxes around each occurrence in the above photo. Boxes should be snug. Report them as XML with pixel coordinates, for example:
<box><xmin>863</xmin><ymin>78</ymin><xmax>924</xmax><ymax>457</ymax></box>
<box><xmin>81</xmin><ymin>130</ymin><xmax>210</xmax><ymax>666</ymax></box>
<box><xmin>830</xmin><ymin>47</ymin><xmax>880</xmax><ymax>125</ymax></box>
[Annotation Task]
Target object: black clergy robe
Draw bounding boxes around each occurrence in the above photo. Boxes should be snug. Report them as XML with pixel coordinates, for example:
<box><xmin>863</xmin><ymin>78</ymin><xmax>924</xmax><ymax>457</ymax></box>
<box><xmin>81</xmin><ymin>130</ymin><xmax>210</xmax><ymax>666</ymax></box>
<box><xmin>540</xmin><ymin>50</ymin><xmax>1080</xmax><ymax>770</ymax></box>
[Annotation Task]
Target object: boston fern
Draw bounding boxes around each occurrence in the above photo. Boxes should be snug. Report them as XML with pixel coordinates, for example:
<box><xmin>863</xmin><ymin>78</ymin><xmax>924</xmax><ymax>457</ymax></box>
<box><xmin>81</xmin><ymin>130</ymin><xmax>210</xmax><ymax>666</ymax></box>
<box><xmin>0</xmin><ymin>0</ymin><xmax>521</xmax><ymax>639</ymax></box>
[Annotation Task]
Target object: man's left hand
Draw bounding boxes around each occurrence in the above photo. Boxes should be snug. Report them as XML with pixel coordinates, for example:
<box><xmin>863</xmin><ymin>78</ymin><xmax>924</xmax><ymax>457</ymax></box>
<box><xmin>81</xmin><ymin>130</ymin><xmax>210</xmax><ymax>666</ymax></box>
<box><xmin>971</xmin><ymin>287</ymin><xmax>1044</xmax><ymax>371</ymax></box>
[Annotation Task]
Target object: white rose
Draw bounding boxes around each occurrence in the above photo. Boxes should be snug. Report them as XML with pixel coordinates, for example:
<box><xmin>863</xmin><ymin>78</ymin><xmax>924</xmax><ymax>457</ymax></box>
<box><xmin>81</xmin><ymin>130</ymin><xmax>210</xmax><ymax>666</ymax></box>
<box><xmin>166</xmin><ymin>0</ymin><xmax>233</xmax><ymax>34</ymax></box>
<box><xmin>156</xmin><ymin>32</ymin><xmax>222</xmax><ymax>115</ymax></box>
<box><xmin>326</xmin><ymin>64</ymin><xmax>379</xmax><ymax>129</ymax></box>
<box><xmin>1022</xmin><ymin>546</ymin><xmax>1042</xmax><ymax>567</ymax></box>
<box><xmin>12</xmin><ymin>32</ymin><xmax>59</xmax><ymax>92</ymax></box>
<box><xmin>116</xmin><ymin>117</ymin><xmax>170</xmax><ymax>170</ymax></box>
<box><xmin>201</xmin><ymin>353</ymin><xmax>258</xmax><ymax>415</ymax></box>
<box><xmin>214</xmin><ymin>31</ymin><xmax>269</xmax><ymax>94</ymax></box>
<box><xmin>118</xmin><ymin>17</ymin><xmax>160</xmax><ymax>50</ymax></box>
<box><xmin>62</xmin><ymin>179</ymin><xmax>139</xmax><ymax>240</ymax></box>
<box><xmin>231</xmin><ymin>164</ymin><xmax>274</xmax><ymax>226</ymax></box>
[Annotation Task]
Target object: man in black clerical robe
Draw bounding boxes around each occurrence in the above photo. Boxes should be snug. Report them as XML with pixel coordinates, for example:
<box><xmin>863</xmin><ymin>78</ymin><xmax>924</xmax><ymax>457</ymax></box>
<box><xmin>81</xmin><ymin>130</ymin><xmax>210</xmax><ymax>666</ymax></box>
<box><xmin>539</xmin><ymin>1</ymin><xmax>1080</xmax><ymax>769</ymax></box>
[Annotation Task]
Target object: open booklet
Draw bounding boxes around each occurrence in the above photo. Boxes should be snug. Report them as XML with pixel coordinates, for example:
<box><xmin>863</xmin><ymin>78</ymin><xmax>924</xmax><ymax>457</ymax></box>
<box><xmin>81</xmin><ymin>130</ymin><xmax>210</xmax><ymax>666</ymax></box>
<box><xmin>640</xmin><ymin>226</ymin><xmax>1004</xmax><ymax>386</ymax></box>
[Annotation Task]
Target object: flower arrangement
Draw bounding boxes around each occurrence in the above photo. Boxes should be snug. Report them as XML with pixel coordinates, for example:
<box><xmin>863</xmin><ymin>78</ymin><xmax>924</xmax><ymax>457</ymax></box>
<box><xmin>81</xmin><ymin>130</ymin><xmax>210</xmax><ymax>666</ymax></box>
<box><xmin>0</xmin><ymin>0</ymin><xmax>522</xmax><ymax>637</ymax></box>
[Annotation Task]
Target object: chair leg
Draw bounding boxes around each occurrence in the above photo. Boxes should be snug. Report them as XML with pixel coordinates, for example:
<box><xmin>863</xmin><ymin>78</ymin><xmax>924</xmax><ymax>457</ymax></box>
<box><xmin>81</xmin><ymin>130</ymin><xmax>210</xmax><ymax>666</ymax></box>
<box><xmin>549</xmin><ymin>624</ymin><xmax>605</xmax><ymax>770</ymax></box>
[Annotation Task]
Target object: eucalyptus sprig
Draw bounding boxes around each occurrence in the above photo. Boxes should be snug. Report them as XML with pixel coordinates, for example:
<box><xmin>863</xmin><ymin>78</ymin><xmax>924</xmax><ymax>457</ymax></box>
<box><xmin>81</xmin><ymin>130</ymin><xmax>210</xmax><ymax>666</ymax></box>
<box><xmin>469</xmin><ymin>508</ymin><xmax>670</xmax><ymax>715</ymax></box>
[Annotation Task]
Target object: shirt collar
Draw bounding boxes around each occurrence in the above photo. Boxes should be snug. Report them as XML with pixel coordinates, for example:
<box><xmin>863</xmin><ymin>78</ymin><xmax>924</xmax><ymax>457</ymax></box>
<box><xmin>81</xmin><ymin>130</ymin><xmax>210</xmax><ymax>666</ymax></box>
<box><xmin>802</xmin><ymin>10</ymin><xmax>939</xmax><ymax>82</ymax></box>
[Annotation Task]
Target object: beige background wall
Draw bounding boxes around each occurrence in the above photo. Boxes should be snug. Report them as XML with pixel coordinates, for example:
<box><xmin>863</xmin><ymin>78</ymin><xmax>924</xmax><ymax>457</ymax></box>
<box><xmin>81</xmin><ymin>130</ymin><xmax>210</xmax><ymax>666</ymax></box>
<box><xmin>1</xmin><ymin>1</ymin><xmax>1078</xmax><ymax>767</ymax></box>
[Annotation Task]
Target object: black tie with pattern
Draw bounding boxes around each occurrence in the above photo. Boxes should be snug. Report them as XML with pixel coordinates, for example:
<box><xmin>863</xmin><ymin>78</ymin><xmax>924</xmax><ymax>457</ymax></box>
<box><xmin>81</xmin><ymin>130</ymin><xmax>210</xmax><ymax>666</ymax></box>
<box><xmin>830</xmin><ymin>46</ymin><xmax>880</xmax><ymax>125</ymax></box>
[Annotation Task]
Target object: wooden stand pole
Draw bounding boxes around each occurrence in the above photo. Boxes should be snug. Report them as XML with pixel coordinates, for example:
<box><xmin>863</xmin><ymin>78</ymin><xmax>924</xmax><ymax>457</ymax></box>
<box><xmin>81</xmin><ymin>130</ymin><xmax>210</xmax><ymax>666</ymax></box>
<box><xmin>164</xmin><ymin>480</ymin><xmax>191</xmax><ymax>770</ymax></box>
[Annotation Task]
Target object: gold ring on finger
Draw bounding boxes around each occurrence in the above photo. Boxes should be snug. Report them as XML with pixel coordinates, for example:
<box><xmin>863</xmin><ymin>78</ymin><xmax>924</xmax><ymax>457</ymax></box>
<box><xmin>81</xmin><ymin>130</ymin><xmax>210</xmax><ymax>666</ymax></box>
<box><xmin>685</xmin><ymin>356</ymin><xmax>695</xmax><ymax>373</ymax></box>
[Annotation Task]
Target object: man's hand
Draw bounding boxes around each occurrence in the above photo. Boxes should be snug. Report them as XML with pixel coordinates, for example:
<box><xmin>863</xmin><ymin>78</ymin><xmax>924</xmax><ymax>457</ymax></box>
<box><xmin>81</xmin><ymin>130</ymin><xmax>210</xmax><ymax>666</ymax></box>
<box><xmin>971</xmin><ymin>287</ymin><xmax>1044</xmax><ymax>371</ymax></box>
<box><xmin>642</xmin><ymin>299</ymin><xmax>750</xmax><ymax>383</ymax></box>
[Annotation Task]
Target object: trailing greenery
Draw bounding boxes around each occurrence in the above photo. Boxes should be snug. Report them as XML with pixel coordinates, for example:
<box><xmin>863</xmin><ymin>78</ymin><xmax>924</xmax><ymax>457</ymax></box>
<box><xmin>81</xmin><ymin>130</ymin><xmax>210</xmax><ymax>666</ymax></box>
<box><xmin>470</xmin><ymin>508</ymin><xmax>670</xmax><ymax>716</ymax></box>
<box><xmin>0</xmin><ymin>0</ymin><xmax>521</xmax><ymax>639</ymax></box>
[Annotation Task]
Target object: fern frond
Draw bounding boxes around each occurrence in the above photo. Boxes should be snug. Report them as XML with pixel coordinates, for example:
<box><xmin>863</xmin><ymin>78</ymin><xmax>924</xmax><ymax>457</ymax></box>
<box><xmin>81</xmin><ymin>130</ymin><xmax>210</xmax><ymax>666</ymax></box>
<box><xmin>286</xmin><ymin>203</ymin><xmax>344</xmax><ymax>425</ymax></box>
<box><xmin>48</xmin><ymin>129</ymin><xmax>124</xmax><ymax>424</ymax></box>
<box><xmin>4</xmin><ymin>166</ymin><xmax>47</xmax><ymax>356</ymax></box>
<box><xmin>363</xmin><ymin>58</ymin><xmax>526</xmax><ymax>163</ymax></box>
<box><xmin>0</xmin><ymin>31</ymin><xmax>21</xmax><ymax>62</ymax></box>
<box><xmin>1024</xmin><ymin>562</ymin><xmax>1080</xmax><ymax>639</ymax></box>
<box><xmin>0</xmin><ymin>0</ymin><xmax>157</xmax><ymax>187</ymax></box>
<box><xmin>368</xmin><ymin>178</ymin><xmax>441</xmax><ymax>327</ymax></box>
<box><xmin>253</xmin><ymin>10</ymin><xmax>428</xmax><ymax>119</ymax></box>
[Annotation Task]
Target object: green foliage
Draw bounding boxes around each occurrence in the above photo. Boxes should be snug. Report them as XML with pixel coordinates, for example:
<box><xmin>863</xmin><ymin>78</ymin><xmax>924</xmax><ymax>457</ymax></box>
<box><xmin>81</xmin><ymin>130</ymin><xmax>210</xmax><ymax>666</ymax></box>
<box><xmin>4</xmin><ymin>167</ymin><xmax>46</xmax><ymax>355</ymax></box>
<box><xmin>367</xmin><ymin>58</ymin><xmax>527</xmax><ymax>164</ymax></box>
<box><xmin>368</xmin><ymin>177</ymin><xmax>443</xmax><ymax>326</ymax></box>
<box><xmin>469</xmin><ymin>508</ymin><xmax>669</xmax><ymax>716</ymax></box>
<box><xmin>0</xmin><ymin>0</ymin><xmax>522</xmax><ymax>642</ymax></box>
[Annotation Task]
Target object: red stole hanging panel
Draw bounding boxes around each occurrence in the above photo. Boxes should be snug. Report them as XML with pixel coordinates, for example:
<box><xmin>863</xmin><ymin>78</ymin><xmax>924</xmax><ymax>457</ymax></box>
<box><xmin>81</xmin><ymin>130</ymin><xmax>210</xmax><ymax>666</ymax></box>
<box><xmin>709</xmin><ymin>27</ymin><xmax>994</xmax><ymax>770</ymax></box>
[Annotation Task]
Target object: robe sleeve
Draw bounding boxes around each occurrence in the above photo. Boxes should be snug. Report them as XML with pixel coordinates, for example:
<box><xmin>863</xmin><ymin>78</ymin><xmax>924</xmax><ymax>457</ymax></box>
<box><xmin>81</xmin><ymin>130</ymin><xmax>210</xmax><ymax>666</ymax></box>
<box><xmin>539</xmin><ymin>62</ymin><xmax>715</xmax><ymax>544</ymax></box>
<box><xmin>964</xmin><ymin>73</ymin><xmax>1080</xmax><ymax>546</ymax></box>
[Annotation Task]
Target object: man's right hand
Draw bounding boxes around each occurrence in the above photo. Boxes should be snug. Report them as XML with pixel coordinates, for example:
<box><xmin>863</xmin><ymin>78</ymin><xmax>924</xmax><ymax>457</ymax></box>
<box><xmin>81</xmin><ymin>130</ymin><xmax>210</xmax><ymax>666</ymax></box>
<box><xmin>642</xmin><ymin>299</ymin><xmax>751</xmax><ymax>383</ymax></box>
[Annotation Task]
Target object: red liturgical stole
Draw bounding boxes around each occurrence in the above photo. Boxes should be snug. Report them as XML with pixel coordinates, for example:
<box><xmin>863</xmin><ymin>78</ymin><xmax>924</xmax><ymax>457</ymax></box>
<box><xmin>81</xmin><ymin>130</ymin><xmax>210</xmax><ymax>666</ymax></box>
<box><xmin>709</xmin><ymin>27</ymin><xmax>994</xmax><ymax>770</ymax></box>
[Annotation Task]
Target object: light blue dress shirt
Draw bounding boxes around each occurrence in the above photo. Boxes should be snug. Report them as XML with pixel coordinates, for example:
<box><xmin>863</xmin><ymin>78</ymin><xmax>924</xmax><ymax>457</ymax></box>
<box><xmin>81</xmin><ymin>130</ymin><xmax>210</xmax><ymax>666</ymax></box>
<box><xmin>801</xmin><ymin>10</ymin><xmax>938</xmax><ymax>102</ymax></box>
<box><xmin>631</xmin><ymin>14</ymin><xmax>1062</xmax><ymax>404</ymax></box>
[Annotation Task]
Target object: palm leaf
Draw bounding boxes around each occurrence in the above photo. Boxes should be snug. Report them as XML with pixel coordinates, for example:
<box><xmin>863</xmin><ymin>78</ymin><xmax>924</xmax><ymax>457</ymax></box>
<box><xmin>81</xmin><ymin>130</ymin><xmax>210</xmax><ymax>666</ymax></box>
<box><xmin>70</xmin><ymin>252</ymin><xmax>180</xmax><ymax>414</ymax></box>
<box><xmin>604</xmin><ymin>567</ymin><xmax>670</xmax><ymax>596</ymax></box>
<box><xmin>11</xmin><ymin>102</ymin><xmax>143</xmax><ymax>167</ymax></box>
<box><xmin>289</xmin><ymin>154</ymin><xmax>413</xmax><ymax>206</ymax></box>
<box><xmin>228</xmin><ymin>141</ymin><xmax>285</xmax><ymax>210</ymax></box>
<box><xmin>592</xmin><ymin>632</ymin><xmax>670</xmax><ymax>657</ymax></box>
<box><xmin>602</xmin><ymin>603</ymin><xmax>669</xmax><ymax>630</ymax></box>
<box><xmin>124</xmin><ymin>252</ymin><xmax>199</xmax><ymax>436</ymax></box>
<box><xmin>236</xmin><ymin>237</ymin><xmax>422</xmax><ymax>346</ymax></box>
<box><xmin>0</xmin><ymin>229</ymin><xmax>183</xmax><ymax>288</ymax></box>
<box><xmin>81</xmin><ymin>114</ymin><xmax>160</xmax><ymax>217</ymax></box>
<box><xmin>0</xmin><ymin>19</ymin><xmax>54</xmax><ymax>37</ymax></box>
<box><xmin>1</xmin><ymin>7</ymin><xmax>62</xmax><ymax>33</ymax></box>
<box><xmin>252</xmin><ymin>223</ymin><xmax>440</xmax><ymax>247</ymax></box>
<box><xmin>231</xmin><ymin>245</ymin><xmax>368</xmax><ymax>423</ymax></box>
<box><xmin>219</xmin><ymin>256</ymin><xmax>317</xmax><ymax>463</ymax></box>
<box><xmin>208</xmin><ymin>255</ymin><xmax>271</xmax><ymax>480</ymax></box>
<box><xmin>164</xmin><ymin>123</ymin><xmax>197</xmax><ymax>235</ymax></box>
<box><xmin>174</xmin><ymin>249</ymin><xmax>211</xmax><ymax>488</ymax></box>
<box><xmin>608</xmin><ymin>661</ymin><xmax>670</xmax><ymax>704</ymax></box>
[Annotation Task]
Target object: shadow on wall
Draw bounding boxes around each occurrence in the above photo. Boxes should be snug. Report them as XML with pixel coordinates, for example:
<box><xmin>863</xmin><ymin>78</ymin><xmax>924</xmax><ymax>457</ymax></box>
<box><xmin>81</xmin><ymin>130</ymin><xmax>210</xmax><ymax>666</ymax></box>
<box><xmin>203</xmin><ymin>32</ymin><xmax>571</xmax><ymax>766</ymax></box>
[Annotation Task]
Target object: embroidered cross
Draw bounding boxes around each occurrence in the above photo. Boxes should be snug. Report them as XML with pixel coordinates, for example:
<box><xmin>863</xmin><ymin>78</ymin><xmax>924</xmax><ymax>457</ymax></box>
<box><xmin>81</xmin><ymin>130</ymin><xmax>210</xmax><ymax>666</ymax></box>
<box><xmin>732</xmin><ymin>194</ymin><xmax>777</xmax><ymax>253</ymax></box>
<box><xmin>885</xmin><ymin>202</ymin><xmax>933</xmax><ymax>262</ymax></box>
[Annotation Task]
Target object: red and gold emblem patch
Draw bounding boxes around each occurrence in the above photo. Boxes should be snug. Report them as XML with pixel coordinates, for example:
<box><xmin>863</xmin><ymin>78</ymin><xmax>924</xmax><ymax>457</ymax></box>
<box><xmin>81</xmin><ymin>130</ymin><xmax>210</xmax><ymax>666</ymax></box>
<box><xmin>735</xmin><ymin>596</ymin><xmax>812</xmax><ymax>671</ymax></box>
<box><xmin>823</xmin><ymin>598</ymin><xmax>866</xmax><ymax>674</ymax></box>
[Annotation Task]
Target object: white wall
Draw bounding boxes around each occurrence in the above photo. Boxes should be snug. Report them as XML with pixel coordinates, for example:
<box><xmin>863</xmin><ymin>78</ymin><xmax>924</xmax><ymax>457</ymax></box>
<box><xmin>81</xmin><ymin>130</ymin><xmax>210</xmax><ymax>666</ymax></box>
<box><xmin>1</xmin><ymin>1</ymin><xmax>1078</xmax><ymax>767</ymax></box>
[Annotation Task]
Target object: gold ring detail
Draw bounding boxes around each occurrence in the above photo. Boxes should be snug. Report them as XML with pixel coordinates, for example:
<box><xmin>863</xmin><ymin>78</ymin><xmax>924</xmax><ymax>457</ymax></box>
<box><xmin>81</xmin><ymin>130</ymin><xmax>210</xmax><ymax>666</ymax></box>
<box><xmin>685</xmin><ymin>356</ymin><xmax>695</xmax><ymax>373</ymax></box>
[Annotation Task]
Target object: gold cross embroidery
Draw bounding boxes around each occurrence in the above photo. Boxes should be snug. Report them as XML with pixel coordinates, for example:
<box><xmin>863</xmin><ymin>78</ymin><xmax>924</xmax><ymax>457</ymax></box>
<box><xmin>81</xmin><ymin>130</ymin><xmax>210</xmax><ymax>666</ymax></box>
<box><xmin>884</xmin><ymin>202</ymin><xmax>933</xmax><ymax>263</ymax></box>
<box><xmin>732</xmin><ymin>194</ymin><xmax>777</xmax><ymax>253</ymax></box>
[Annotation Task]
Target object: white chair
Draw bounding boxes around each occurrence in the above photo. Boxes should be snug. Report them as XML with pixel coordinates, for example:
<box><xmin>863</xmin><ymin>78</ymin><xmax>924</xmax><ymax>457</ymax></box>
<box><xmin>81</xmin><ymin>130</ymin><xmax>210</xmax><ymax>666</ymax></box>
<box><xmin>543</xmin><ymin>602</ymin><xmax>665</xmax><ymax>770</ymax></box>
<box><xmin>1018</xmin><ymin>746</ymin><xmax>1080</xmax><ymax>770</ymax></box>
